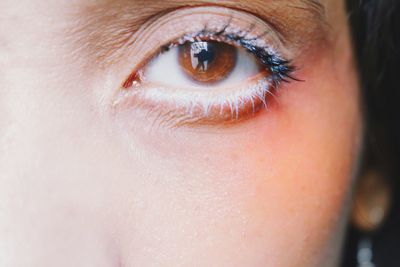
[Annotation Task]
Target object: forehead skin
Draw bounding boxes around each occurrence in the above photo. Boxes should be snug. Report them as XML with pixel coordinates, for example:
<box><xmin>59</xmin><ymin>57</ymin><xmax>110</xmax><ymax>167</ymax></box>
<box><xmin>0</xmin><ymin>0</ymin><xmax>361</xmax><ymax>267</ymax></box>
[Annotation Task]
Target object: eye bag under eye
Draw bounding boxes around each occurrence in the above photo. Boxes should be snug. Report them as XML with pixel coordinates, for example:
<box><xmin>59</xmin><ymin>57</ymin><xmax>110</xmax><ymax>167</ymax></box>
<box><xmin>178</xmin><ymin>41</ymin><xmax>238</xmax><ymax>85</ymax></box>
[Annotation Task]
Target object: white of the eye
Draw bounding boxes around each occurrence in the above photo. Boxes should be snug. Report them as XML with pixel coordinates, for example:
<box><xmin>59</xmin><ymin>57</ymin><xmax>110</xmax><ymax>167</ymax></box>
<box><xmin>144</xmin><ymin>45</ymin><xmax>262</xmax><ymax>88</ymax></box>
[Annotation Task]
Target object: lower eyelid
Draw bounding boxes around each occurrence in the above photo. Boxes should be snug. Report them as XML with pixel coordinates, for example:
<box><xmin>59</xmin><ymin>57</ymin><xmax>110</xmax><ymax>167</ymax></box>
<box><xmin>113</xmin><ymin>73</ymin><xmax>275</xmax><ymax>127</ymax></box>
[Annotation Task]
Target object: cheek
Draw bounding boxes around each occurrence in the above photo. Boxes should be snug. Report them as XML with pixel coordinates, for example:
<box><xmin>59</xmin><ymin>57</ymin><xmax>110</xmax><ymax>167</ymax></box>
<box><xmin>230</xmin><ymin>48</ymin><xmax>361</xmax><ymax>264</ymax></box>
<box><xmin>110</xmin><ymin>41</ymin><xmax>362</xmax><ymax>266</ymax></box>
<box><xmin>236</xmin><ymin>60</ymin><xmax>362</xmax><ymax>265</ymax></box>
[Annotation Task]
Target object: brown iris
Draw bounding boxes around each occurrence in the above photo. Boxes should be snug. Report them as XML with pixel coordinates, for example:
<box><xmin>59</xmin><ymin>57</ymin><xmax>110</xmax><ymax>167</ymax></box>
<box><xmin>178</xmin><ymin>41</ymin><xmax>237</xmax><ymax>85</ymax></box>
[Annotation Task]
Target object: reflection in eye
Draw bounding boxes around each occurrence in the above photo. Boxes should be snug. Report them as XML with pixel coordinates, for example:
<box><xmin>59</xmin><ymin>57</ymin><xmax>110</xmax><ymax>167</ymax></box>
<box><xmin>178</xmin><ymin>41</ymin><xmax>238</xmax><ymax>84</ymax></box>
<box><xmin>120</xmin><ymin>12</ymin><xmax>299</xmax><ymax>126</ymax></box>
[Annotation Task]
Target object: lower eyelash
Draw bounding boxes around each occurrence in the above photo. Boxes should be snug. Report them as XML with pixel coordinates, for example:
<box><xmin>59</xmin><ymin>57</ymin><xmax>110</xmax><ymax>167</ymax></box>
<box><xmin>115</xmin><ymin>76</ymin><xmax>275</xmax><ymax>126</ymax></box>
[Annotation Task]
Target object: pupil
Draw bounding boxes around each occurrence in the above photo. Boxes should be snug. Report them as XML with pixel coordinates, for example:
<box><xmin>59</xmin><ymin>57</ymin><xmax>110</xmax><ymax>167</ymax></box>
<box><xmin>191</xmin><ymin>42</ymin><xmax>215</xmax><ymax>72</ymax></box>
<box><xmin>178</xmin><ymin>41</ymin><xmax>237</xmax><ymax>84</ymax></box>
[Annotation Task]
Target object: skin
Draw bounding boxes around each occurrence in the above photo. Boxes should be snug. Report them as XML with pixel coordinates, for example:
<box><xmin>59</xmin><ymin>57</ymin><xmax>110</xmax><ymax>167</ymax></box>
<box><xmin>0</xmin><ymin>0</ymin><xmax>362</xmax><ymax>266</ymax></box>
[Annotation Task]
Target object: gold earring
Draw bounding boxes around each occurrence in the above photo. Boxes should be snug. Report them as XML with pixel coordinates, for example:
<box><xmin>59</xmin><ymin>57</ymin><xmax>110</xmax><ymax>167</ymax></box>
<box><xmin>351</xmin><ymin>170</ymin><xmax>391</xmax><ymax>232</ymax></box>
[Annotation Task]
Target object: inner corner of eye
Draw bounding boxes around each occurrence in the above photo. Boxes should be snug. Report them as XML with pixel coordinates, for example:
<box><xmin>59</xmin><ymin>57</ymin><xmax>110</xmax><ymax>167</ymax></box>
<box><xmin>138</xmin><ymin>40</ymin><xmax>265</xmax><ymax>88</ymax></box>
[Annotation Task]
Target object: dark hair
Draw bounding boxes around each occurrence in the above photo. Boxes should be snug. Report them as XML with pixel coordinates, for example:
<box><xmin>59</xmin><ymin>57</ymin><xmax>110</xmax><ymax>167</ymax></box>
<box><xmin>343</xmin><ymin>0</ymin><xmax>400</xmax><ymax>266</ymax></box>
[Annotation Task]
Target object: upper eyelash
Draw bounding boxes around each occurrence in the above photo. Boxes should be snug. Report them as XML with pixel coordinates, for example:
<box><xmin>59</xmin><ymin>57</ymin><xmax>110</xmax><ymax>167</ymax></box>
<box><xmin>157</xmin><ymin>21</ymin><xmax>300</xmax><ymax>88</ymax></box>
<box><xmin>123</xmin><ymin>19</ymin><xmax>300</xmax><ymax>90</ymax></box>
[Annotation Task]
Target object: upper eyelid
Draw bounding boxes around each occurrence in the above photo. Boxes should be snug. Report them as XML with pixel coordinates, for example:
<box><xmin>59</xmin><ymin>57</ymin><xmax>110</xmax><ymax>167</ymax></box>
<box><xmin>119</xmin><ymin>8</ymin><xmax>295</xmax><ymax>89</ymax></box>
<box><xmin>69</xmin><ymin>1</ymin><xmax>330</xmax><ymax>70</ymax></box>
<box><xmin>130</xmin><ymin>7</ymin><xmax>287</xmax><ymax>54</ymax></box>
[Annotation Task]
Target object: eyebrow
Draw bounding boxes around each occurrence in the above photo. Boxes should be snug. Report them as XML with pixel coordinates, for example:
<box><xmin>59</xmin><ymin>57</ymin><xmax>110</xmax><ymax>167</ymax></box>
<box><xmin>70</xmin><ymin>0</ymin><xmax>329</xmax><ymax>66</ymax></box>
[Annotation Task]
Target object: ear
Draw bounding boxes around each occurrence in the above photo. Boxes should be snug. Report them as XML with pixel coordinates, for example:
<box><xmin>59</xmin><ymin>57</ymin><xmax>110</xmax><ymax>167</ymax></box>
<box><xmin>351</xmin><ymin>170</ymin><xmax>392</xmax><ymax>232</ymax></box>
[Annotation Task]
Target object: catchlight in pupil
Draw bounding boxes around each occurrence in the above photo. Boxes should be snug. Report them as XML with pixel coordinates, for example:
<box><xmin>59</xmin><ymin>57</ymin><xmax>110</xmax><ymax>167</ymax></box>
<box><xmin>178</xmin><ymin>41</ymin><xmax>237</xmax><ymax>85</ymax></box>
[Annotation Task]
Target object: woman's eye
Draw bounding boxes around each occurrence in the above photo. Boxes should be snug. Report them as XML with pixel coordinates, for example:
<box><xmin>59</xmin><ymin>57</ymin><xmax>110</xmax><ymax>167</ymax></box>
<box><xmin>117</xmin><ymin>7</ymin><xmax>299</xmax><ymax>127</ymax></box>
<box><xmin>145</xmin><ymin>41</ymin><xmax>265</xmax><ymax>88</ymax></box>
